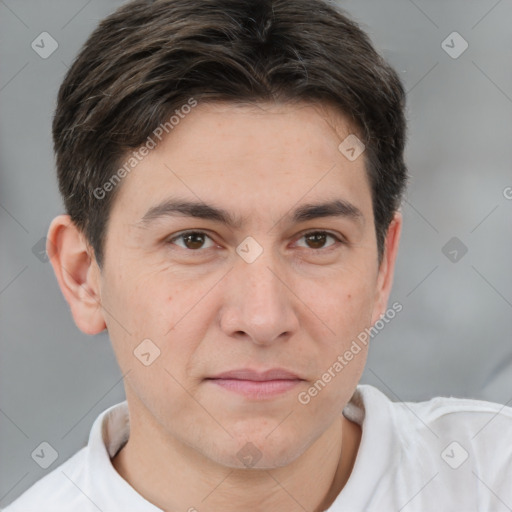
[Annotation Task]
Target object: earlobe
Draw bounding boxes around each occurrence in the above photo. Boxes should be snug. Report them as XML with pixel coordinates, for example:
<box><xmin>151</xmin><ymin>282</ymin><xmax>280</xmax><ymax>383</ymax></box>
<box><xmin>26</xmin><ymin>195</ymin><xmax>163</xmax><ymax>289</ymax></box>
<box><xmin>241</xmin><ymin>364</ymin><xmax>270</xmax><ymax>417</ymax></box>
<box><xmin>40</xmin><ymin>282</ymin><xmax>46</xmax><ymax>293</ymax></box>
<box><xmin>371</xmin><ymin>210</ymin><xmax>402</xmax><ymax>325</ymax></box>
<box><xmin>47</xmin><ymin>214</ymin><xmax>106</xmax><ymax>335</ymax></box>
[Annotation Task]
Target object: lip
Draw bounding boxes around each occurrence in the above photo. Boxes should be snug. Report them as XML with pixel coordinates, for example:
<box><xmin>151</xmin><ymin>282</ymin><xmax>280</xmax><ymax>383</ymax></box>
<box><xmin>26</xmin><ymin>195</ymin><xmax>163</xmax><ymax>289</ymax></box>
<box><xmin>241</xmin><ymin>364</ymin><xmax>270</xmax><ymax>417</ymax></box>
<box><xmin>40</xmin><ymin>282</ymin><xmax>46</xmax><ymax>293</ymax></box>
<box><xmin>205</xmin><ymin>368</ymin><xmax>304</xmax><ymax>400</ymax></box>
<box><xmin>208</xmin><ymin>368</ymin><xmax>302</xmax><ymax>381</ymax></box>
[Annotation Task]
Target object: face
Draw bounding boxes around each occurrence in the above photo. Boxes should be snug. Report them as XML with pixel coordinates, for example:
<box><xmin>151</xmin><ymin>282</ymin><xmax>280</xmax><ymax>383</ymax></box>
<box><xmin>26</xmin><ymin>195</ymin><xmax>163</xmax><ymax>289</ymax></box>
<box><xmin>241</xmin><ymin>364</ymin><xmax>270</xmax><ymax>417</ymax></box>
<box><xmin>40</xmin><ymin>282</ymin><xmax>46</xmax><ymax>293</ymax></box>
<box><xmin>70</xmin><ymin>101</ymin><xmax>399</xmax><ymax>469</ymax></box>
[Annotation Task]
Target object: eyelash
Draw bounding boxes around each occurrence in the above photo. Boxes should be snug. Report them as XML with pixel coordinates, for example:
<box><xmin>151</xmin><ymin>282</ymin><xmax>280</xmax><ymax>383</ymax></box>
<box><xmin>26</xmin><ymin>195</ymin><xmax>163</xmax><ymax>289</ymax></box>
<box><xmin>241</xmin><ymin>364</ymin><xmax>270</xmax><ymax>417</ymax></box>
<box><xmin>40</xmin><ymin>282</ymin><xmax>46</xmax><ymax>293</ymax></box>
<box><xmin>166</xmin><ymin>230</ymin><xmax>346</xmax><ymax>253</ymax></box>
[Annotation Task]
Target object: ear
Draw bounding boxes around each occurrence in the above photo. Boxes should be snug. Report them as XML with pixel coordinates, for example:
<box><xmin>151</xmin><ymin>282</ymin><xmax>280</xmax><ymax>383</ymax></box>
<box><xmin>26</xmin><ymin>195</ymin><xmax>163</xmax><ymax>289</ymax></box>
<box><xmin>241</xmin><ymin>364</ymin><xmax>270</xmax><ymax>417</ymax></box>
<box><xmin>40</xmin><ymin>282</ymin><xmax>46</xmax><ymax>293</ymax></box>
<box><xmin>47</xmin><ymin>214</ymin><xmax>106</xmax><ymax>335</ymax></box>
<box><xmin>370</xmin><ymin>210</ymin><xmax>402</xmax><ymax>325</ymax></box>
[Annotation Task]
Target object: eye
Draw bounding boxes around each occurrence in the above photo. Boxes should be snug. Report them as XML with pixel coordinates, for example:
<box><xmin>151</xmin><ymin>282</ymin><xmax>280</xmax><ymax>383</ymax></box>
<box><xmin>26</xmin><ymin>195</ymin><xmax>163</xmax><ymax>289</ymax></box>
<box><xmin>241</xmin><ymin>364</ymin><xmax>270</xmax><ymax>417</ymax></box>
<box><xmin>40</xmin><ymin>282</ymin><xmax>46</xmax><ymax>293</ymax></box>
<box><xmin>294</xmin><ymin>231</ymin><xmax>344</xmax><ymax>251</ymax></box>
<box><xmin>166</xmin><ymin>230</ymin><xmax>345</xmax><ymax>253</ymax></box>
<box><xmin>167</xmin><ymin>231</ymin><xmax>216</xmax><ymax>251</ymax></box>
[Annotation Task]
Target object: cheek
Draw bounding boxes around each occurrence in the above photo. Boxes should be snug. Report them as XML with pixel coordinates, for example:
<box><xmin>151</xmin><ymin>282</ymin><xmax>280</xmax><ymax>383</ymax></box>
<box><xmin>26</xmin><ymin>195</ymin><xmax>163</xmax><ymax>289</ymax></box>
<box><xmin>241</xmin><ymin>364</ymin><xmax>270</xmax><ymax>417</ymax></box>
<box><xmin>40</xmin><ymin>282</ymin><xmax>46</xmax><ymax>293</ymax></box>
<box><xmin>322</xmin><ymin>272</ymin><xmax>376</xmax><ymax>331</ymax></box>
<box><xmin>103</xmin><ymin>279</ymin><xmax>202</xmax><ymax>415</ymax></box>
<box><xmin>99</xmin><ymin>266</ymin><xmax>182</xmax><ymax>367</ymax></box>
<box><xmin>340</xmin><ymin>286</ymin><xmax>374</xmax><ymax>327</ymax></box>
<box><xmin>107</xmin><ymin>261</ymin><xmax>176</xmax><ymax>322</ymax></box>
<box><xmin>302</xmin><ymin>268</ymin><xmax>375</xmax><ymax>382</ymax></box>
<box><xmin>313</xmin><ymin>291</ymin><xmax>370</xmax><ymax>406</ymax></box>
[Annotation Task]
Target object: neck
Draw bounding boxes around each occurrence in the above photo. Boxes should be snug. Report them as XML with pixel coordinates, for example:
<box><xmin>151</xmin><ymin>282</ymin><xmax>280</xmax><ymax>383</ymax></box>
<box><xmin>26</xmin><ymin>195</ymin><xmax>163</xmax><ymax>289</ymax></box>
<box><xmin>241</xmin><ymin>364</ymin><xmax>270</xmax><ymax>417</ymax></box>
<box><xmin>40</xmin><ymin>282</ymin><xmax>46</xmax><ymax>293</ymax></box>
<box><xmin>112</xmin><ymin>399</ymin><xmax>361</xmax><ymax>512</ymax></box>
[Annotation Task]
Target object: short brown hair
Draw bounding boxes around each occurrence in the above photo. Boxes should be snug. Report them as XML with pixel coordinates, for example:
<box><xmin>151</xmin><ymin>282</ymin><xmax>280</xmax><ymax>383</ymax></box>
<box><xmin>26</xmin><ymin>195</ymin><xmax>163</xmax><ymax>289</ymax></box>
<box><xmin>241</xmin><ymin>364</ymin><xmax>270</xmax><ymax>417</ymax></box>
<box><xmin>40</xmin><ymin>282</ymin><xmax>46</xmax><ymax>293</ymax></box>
<box><xmin>53</xmin><ymin>0</ymin><xmax>408</xmax><ymax>268</ymax></box>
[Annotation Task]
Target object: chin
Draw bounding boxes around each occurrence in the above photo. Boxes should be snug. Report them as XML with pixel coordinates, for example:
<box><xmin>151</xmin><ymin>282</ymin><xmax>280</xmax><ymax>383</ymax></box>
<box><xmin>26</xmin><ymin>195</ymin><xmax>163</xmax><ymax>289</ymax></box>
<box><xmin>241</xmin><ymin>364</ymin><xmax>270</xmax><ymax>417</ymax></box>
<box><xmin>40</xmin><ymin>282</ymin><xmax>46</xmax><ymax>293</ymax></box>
<box><xmin>205</xmin><ymin>427</ymin><xmax>311</xmax><ymax>471</ymax></box>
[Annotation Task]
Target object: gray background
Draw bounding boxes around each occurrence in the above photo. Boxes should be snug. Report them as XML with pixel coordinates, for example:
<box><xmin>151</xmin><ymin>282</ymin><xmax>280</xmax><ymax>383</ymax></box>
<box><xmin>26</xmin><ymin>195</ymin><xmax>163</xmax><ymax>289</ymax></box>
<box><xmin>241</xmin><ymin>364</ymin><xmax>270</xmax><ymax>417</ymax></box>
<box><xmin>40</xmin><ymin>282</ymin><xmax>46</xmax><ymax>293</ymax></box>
<box><xmin>1</xmin><ymin>0</ymin><xmax>511</xmax><ymax>505</ymax></box>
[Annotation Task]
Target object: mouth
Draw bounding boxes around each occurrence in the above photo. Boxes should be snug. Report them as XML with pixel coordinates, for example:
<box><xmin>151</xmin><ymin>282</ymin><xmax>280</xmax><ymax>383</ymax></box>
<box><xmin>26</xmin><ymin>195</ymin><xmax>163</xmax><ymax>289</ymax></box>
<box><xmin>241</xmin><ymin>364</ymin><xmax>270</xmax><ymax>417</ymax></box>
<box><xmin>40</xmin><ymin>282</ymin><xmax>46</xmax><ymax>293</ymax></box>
<box><xmin>205</xmin><ymin>368</ymin><xmax>305</xmax><ymax>399</ymax></box>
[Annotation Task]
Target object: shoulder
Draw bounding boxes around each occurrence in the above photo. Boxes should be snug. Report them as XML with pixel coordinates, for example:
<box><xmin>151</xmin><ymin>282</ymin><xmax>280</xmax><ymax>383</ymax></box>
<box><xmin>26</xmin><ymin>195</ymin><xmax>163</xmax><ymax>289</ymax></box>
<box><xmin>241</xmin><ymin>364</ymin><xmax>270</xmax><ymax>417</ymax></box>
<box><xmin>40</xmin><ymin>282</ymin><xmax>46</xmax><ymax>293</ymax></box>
<box><xmin>352</xmin><ymin>384</ymin><xmax>512</xmax><ymax>475</ymax></box>
<box><xmin>407</xmin><ymin>393</ymin><xmax>512</xmax><ymax>468</ymax></box>
<box><xmin>2</xmin><ymin>448</ymin><xmax>95</xmax><ymax>512</ymax></box>
<box><xmin>356</xmin><ymin>383</ymin><xmax>512</xmax><ymax>432</ymax></box>
<box><xmin>344</xmin><ymin>385</ymin><xmax>512</xmax><ymax>509</ymax></box>
<box><xmin>2</xmin><ymin>400</ymin><xmax>139</xmax><ymax>512</ymax></box>
<box><xmin>395</xmin><ymin>391</ymin><xmax>512</xmax><ymax>440</ymax></box>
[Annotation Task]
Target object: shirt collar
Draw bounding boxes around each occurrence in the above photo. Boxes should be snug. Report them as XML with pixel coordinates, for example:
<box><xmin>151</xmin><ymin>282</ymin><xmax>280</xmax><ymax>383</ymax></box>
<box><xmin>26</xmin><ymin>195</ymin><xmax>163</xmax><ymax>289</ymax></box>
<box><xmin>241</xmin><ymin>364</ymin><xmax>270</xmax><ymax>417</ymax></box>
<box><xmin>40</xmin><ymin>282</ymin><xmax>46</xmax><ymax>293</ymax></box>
<box><xmin>85</xmin><ymin>400</ymin><xmax>163</xmax><ymax>511</ymax></box>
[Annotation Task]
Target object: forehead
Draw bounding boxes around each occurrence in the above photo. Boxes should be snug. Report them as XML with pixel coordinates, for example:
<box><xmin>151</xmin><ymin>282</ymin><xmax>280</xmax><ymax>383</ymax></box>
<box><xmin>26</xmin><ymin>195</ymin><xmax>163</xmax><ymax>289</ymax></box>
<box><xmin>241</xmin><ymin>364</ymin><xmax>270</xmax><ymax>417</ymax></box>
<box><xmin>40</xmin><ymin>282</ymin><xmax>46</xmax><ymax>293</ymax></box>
<box><xmin>109</xmin><ymin>101</ymin><xmax>372</xmax><ymax>227</ymax></box>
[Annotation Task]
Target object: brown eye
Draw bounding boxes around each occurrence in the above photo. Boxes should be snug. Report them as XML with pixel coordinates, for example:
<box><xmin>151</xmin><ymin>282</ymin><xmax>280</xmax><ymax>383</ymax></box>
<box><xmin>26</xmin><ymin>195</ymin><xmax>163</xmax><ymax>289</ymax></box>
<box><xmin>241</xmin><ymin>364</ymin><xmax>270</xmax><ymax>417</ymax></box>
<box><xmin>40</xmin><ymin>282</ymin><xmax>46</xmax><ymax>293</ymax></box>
<box><xmin>296</xmin><ymin>231</ymin><xmax>342</xmax><ymax>250</ymax></box>
<box><xmin>168</xmin><ymin>231</ymin><xmax>214</xmax><ymax>250</ymax></box>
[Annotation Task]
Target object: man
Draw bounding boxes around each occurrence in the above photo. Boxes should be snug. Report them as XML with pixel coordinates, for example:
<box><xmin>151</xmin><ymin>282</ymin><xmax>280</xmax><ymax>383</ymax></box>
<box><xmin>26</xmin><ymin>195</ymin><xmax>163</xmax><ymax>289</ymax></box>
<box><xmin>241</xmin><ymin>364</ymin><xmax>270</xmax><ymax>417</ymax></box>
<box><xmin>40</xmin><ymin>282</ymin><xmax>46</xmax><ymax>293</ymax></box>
<box><xmin>4</xmin><ymin>0</ymin><xmax>512</xmax><ymax>511</ymax></box>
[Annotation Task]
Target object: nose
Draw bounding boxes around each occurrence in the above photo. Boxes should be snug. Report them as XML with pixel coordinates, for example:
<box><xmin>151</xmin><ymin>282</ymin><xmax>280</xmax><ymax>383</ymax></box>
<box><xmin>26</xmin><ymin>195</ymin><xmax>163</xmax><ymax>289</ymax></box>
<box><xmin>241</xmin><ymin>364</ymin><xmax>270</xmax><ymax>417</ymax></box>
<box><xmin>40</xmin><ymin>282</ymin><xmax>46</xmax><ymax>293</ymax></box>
<box><xmin>219</xmin><ymin>248</ymin><xmax>299</xmax><ymax>346</ymax></box>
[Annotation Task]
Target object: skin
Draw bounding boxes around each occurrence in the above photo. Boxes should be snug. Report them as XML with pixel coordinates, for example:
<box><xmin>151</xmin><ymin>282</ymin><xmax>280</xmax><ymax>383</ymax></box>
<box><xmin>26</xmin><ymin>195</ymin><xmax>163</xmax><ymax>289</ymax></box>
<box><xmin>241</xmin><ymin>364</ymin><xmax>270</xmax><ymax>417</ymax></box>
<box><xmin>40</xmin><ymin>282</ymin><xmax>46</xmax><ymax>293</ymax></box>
<box><xmin>47</xmin><ymin>101</ymin><xmax>401</xmax><ymax>512</ymax></box>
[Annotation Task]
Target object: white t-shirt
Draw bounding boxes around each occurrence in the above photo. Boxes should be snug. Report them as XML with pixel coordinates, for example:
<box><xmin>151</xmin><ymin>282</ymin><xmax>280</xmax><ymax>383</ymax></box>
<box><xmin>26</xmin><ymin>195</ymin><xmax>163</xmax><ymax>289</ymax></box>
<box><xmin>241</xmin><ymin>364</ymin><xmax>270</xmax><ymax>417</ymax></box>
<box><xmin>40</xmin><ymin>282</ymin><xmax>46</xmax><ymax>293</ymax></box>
<box><xmin>3</xmin><ymin>383</ymin><xmax>512</xmax><ymax>511</ymax></box>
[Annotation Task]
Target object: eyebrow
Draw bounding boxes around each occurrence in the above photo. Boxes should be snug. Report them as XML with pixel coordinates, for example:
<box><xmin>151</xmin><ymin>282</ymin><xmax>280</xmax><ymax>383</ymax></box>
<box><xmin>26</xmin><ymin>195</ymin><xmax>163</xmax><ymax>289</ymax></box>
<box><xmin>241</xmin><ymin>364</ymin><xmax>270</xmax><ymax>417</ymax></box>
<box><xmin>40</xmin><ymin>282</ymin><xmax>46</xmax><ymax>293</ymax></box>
<box><xmin>136</xmin><ymin>196</ymin><xmax>364</xmax><ymax>230</ymax></box>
